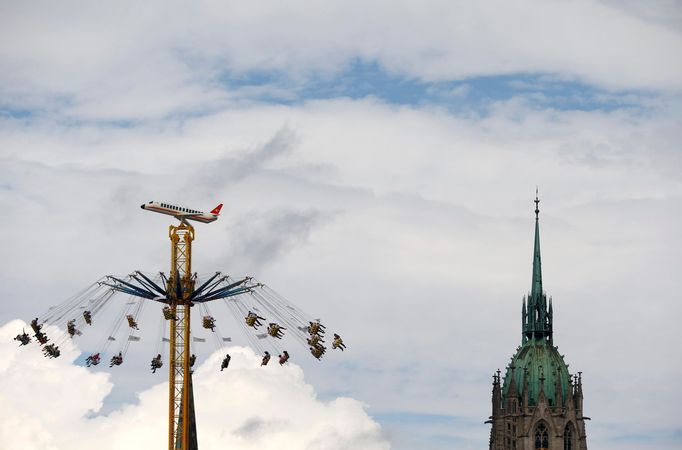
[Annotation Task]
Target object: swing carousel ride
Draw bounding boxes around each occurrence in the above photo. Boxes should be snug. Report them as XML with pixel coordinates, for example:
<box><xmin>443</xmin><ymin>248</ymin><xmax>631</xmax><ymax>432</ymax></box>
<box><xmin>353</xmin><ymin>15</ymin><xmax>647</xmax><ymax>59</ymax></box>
<box><xmin>13</xmin><ymin>200</ymin><xmax>347</xmax><ymax>450</ymax></box>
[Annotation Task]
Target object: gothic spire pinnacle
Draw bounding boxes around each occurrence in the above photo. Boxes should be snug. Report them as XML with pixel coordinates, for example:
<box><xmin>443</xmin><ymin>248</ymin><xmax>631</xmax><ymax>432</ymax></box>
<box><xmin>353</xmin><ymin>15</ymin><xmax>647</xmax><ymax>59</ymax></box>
<box><xmin>522</xmin><ymin>190</ymin><xmax>552</xmax><ymax>341</ymax></box>
<box><xmin>531</xmin><ymin>189</ymin><xmax>542</xmax><ymax>299</ymax></box>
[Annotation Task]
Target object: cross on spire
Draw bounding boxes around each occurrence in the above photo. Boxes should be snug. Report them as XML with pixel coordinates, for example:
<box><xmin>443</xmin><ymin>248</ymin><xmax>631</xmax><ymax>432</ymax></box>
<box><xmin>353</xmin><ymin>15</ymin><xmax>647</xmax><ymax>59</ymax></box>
<box><xmin>534</xmin><ymin>187</ymin><xmax>540</xmax><ymax>219</ymax></box>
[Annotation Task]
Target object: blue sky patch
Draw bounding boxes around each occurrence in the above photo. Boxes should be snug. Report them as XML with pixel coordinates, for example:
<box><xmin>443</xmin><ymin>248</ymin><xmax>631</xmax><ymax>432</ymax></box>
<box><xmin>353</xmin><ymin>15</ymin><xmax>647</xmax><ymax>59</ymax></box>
<box><xmin>0</xmin><ymin>107</ymin><xmax>36</xmax><ymax>120</ymax></box>
<box><xmin>219</xmin><ymin>60</ymin><xmax>652</xmax><ymax>114</ymax></box>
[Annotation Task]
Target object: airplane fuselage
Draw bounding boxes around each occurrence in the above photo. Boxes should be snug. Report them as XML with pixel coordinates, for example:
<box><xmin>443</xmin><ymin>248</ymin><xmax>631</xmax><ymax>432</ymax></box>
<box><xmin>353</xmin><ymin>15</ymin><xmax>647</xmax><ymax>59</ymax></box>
<box><xmin>140</xmin><ymin>201</ymin><xmax>222</xmax><ymax>223</ymax></box>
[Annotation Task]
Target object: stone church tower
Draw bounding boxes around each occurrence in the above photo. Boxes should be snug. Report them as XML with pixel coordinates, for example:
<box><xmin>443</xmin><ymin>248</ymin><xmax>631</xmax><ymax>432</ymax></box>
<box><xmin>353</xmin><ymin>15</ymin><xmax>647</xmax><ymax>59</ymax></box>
<box><xmin>487</xmin><ymin>196</ymin><xmax>588</xmax><ymax>450</ymax></box>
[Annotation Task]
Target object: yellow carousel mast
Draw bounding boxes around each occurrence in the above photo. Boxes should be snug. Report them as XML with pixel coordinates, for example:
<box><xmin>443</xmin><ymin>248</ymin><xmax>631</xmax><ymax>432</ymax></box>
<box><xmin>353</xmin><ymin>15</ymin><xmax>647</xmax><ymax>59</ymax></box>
<box><xmin>167</xmin><ymin>222</ymin><xmax>195</xmax><ymax>450</ymax></box>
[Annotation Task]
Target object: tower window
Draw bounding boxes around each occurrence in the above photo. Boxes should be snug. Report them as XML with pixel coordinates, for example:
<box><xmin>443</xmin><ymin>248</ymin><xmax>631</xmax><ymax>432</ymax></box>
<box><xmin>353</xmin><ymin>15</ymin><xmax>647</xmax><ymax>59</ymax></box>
<box><xmin>564</xmin><ymin>424</ymin><xmax>573</xmax><ymax>450</ymax></box>
<box><xmin>535</xmin><ymin>422</ymin><xmax>549</xmax><ymax>450</ymax></box>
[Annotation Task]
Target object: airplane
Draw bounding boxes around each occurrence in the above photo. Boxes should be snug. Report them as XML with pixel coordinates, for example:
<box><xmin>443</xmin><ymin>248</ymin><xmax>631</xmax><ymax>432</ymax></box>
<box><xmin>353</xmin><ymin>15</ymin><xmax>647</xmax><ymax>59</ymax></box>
<box><xmin>140</xmin><ymin>201</ymin><xmax>223</xmax><ymax>223</ymax></box>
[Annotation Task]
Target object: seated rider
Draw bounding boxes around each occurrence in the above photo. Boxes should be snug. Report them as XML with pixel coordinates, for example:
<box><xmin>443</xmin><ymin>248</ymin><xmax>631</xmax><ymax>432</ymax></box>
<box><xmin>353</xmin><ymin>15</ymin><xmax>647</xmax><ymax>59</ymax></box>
<box><xmin>332</xmin><ymin>333</ymin><xmax>346</xmax><ymax>351</ymax></box>
<box><xmin>245</xmin><ymin>311</ymin><xmax>265</xmax><ymax>328</ymax></box>
<box><xmin>43</xmin><ymin>344</ymin><xmax>60</xmax><ymax>358</ymax></box>
<box><xmin>221</xmin><ymin>354</ymin><xmax>231</xmax><ymax>371</ymax></box>
<box><xmin>67</xmin><ymin>319</ymin><xmax>80</xmax><ymax>338</ymax></box>
<box><xmin>86</xmin><ymin>353</ymin><xmax>101</xmax><ymax>367</ymax></box>
<box><xmin>268</xmin><ymin>323</ymin><xmax>286</xmax><ymax>339</ymax></box>
<box><xmin>30</xmin><ymin>318</ymin><xmax>42</xmax><ymax>334</ymax></box>
<box><xmin>151</xmin><ymin>354</ymin><xmax>163</xmax><ymax>373</ymax></box>
<box><xmin>126</xmin><ymin>315</ymin><xmax>139</xmax><ymax>330</ymax></box>
<box><xmin>307</xmin><ymin>334</ymin><xmax>323</xmax><ymax>347</ymax></box>
<box><xmin>190</xmin><ymin>354</ymin><xmax>196</xmax><ymax>367</ymax></box>
<box><xmin>35</xmin><ymin>331</ymin><xmax>49</xmax><ymax>345</ymax></box>
<box><xmin>310</xmin><ymin>344</ymin><xmax>325</xmax><ymax>360</ymax></box>
<box><xmin>162</xmin><ymin>307</ymin><xmax>176</xmax><ymax>320</ymax></box>
<box><xmin>278</xmin><ymin>351</ymin><xmax>290</xmax><ymax>365</ymax></box>
<box><xmin>308</xmin><ymin>321</ymin><xmax>326</xmax><ymax>336</ymax></box>
<box><xmin>83</xmin><ymin>310</ymin><xmax>92</xmax><ymax>325</ymax></box>
<box><xmin>261</xmin><ymin>351</ymin><xmax>271</xmax><ymax>366</ymax></box>
<box><xmin>14</xmin><ymin>331</ymin><xmax>31</xmax><ymax>346</ymax></box>
<box><xmin>110</xmin><ymin>352</ymin><xmax>123</xmax><ymax>367</ymax></box>
<box><xmin>203</xmin><ymin>316</ymin><xmax>216</xmax><ymax>332</ymax></box>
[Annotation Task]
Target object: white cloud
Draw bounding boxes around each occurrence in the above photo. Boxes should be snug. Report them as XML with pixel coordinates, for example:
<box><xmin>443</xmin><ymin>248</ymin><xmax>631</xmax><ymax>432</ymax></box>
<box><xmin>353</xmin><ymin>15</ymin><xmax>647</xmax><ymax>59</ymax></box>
<box><xmin>1</xmin><ymin>0</ymin><xmax>681</xmax><ymax>121</ymax></box>
<box><xmin>0</xmin><ymin>320</ymin><xmax>388</xmax><ymax>450</ymax></box>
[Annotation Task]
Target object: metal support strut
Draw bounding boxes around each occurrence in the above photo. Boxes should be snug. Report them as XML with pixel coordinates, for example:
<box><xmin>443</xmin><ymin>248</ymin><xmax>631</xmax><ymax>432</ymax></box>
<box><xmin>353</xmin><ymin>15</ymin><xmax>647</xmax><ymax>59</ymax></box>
<box><xmin>168</xmin><ymin>223</ymin><xmax>194</xmax><ymax>450</ymax></box>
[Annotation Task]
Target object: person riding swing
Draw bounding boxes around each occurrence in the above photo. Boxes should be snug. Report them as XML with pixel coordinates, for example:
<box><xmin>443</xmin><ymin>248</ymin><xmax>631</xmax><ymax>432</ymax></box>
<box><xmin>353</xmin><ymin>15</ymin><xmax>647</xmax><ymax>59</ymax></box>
<box><xmin>308</xmin><ymin>321</ymin><xmax>326</xmax><ymax>336</ymax></box>
<box><xmin>245</xmin><ymin>311</ymin><xmax>265</xmax><ymax>328</ymax></box>
<box><xmin>310</xmin><ymin>344</ymin><xmax>326</xmax><ymax>360</ymax></box>
<box><xmin>34</xmin><ymin>330</ymin><xmax>49</xmax><ymax>345</ymax></box>
<box><xmin>67</xmin><ymin>319</ymin><xmax>81</xmax><ymax>338</ymax></box>
<box><xmin>110</xmin><ymin>352</ymin><xmax>123</xmax><ymax>367</ymax></box>
<box><xmin>162</xmin><ymin>306</ymin><xmax>176</xmax><ymax>321</ymax></box>
<box><xmin>332</xmin><ymin>333</ymin><xmax>346</xmax><ymax>351</ymax></box>
<box><xmin>202</xmin><ymin>316</ymin><xmax>216</xmax><ymax>332</ymax></box>
<box><xmin>126</xmin><ymin>315</ymin><xmax>139</xmax><ymax>330</ymax></box>
<box><xmin>86</xmin><ymin>353</ymin><xmax>101</xmax><ymax>367</ymax></box>
<box><xmin>307</xmin><ymin>334</ymin><xmax>324</xmax><ymax>347</ymax></box>
<box><xmin>261</xmin><ymin>351</ymin><xmax>271</xmax><ymax>366</ymax></box>
<box><xmin>43</xmin><ymin>344</ymin><xmax>60</xmax><ymax>358</ymax></box>
<box><xmin>14</xmin><ymin>331</ymin><xmax>31</xmax><ymax>346</ymax></box>
<box><xmin>221</xmin><ymin>354</ymin><xmax>231</xmax><ymax>371</ymax></box>
<box><xmin>151</xmin><ymin>354</ymin><xmax>163</xmax><ymax>373</ymax></box>
<box><xmin>267</xmin><ymin>323</ymin><xmax>286</xmax><ymax>339</ymax></box>
<box><xmin>30</xmin><ymin>318</ymin><xmax>42</xmax><ymax>334</ymax></box>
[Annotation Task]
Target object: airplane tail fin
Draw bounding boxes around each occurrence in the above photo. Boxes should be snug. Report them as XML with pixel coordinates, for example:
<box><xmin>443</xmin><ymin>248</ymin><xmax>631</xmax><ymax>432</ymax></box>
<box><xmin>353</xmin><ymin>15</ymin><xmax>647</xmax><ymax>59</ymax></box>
<box><xmin>210</xmin><ymin>204</ymin><xmax>223</xmax><ymax>215</ymax></box>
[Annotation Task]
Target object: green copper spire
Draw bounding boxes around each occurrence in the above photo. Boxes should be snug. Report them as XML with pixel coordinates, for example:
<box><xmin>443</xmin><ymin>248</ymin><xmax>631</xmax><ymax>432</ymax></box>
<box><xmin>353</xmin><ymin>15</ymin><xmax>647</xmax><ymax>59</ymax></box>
<box><xmin>504</xmin><ymin>192</ymin><xmax>570</xmax><ymax>407</ymax></box>
<box><xmin>531</xmin><ymin>190</ymin><xmax>542</xmax><ymax>299</ymax></box>
<box><xmin>523</xmin><ymin>190</ymin><xmax>552</xmax><ymax>343</ymax></box>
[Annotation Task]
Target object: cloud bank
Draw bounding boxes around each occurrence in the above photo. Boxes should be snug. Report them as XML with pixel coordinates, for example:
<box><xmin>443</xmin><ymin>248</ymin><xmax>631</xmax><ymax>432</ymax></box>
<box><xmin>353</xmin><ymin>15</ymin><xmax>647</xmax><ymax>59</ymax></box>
<box><xmin>0</xmin><ymin>320</ymin><xmax>388</xmax><ymax>450</ymax></box>
<box><xmin>1</xmin><ymin>0</ymin><xmax>681</xmax><ymax>121</ymax></box>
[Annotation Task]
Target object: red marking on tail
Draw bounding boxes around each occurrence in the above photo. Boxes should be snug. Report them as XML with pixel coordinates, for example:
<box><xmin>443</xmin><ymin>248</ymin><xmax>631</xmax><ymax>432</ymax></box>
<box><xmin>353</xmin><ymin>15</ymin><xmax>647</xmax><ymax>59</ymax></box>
<box><xmin>210</xmin><ymin>204</ymin><xmax>223</xmax><ymax>215</ymax></box>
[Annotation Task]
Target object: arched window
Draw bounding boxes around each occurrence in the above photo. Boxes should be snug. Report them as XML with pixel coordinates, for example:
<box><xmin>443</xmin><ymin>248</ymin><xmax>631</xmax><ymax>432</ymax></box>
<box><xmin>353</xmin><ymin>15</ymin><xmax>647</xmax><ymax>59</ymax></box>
<box><xmin>564</xmin><ymin>423</ymin><xmax>574</xmax><ymax>450</ymax></box>
<box><xmin>535</xmin><ymin>422</ymin><xmax>549</xmax><ymax>450</ymax></box>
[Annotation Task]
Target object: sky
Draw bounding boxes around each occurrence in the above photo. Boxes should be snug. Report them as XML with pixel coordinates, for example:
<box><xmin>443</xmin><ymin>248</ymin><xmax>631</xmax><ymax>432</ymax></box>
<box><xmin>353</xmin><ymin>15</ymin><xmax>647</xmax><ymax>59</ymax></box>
<box><xmin>1</xmin><ymin>1</ymin><xmax>681</xmax><ymax>449</ymax></box>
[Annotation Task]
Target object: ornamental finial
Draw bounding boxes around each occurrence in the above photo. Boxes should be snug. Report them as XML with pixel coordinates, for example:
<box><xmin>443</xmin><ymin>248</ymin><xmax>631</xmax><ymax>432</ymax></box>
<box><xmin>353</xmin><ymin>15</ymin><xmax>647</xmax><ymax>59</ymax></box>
<box><xmin>534</xmin><ymin>187</ymin><xmax>540</xmax><ymax>219</ymax></box>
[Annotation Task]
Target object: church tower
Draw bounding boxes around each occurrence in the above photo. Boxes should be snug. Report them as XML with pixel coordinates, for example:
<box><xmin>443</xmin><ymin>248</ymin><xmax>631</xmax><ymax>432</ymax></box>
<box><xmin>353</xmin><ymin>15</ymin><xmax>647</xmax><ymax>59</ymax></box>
<box><xmin>487</xmin><ymin>194</ymin><xmax>588</xmax><ymax>450</ymax></box>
